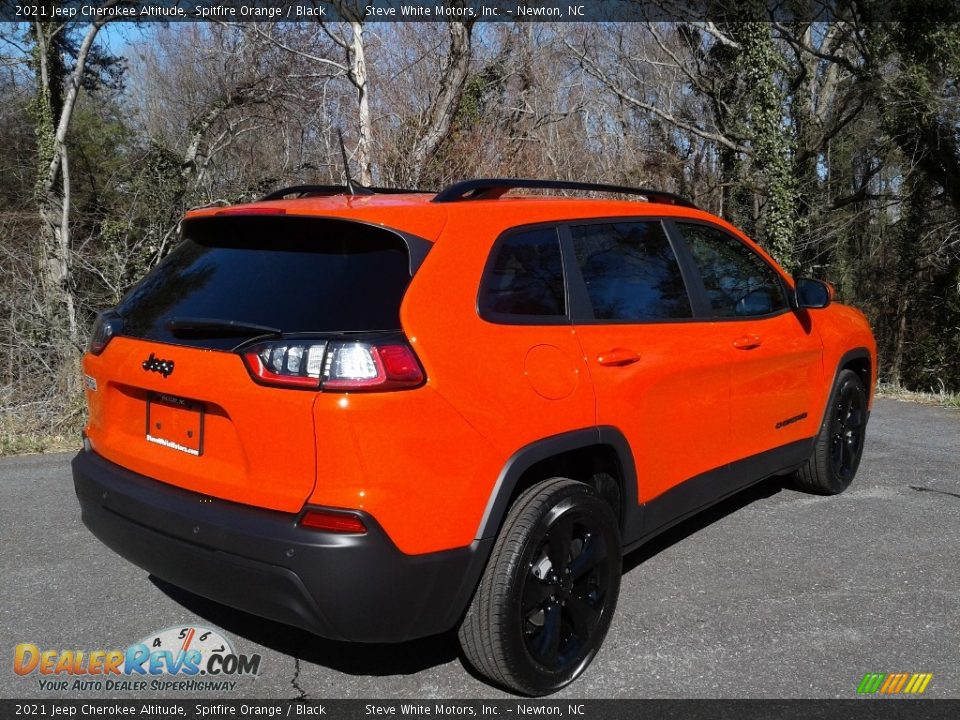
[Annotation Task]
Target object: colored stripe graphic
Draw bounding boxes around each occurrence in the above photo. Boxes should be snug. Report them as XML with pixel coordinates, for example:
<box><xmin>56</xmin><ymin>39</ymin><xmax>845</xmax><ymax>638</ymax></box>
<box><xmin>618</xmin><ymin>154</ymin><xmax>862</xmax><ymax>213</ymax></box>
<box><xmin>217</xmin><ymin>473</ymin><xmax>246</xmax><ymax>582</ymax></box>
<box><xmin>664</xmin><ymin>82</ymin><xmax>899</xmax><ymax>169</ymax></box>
<box><xmin>914</xmin><ymin>674</ymin><xmax>933</xmax><ymax>694</ymax></box>
<box><xmin>879</xmin><ymin>674</ymin><xmax>898</xmax><ymax>693</ymax></box>
<box><xmin>857</xmin><ymin>673</ymin><xmax>886</xmax><ymax>694</ymax></box>
<box><xmin>858</xmin><ymin>672</ymin><xmax>932</xmax><ymax>695</ymax></box>
<box><xmin>892</xmin><ymin>674</ymin><xmax>909</xmax><ymax>693</ymax></box>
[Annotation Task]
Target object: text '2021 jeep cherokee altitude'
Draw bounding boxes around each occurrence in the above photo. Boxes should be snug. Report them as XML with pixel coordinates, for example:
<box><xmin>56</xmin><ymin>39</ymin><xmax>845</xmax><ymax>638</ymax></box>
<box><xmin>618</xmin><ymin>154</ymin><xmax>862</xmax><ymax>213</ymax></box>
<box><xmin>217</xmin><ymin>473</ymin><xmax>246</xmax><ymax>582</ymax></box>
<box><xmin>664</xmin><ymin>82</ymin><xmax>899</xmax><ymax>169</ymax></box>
<box><xmin>73</xmin><ymin>179</ymin><xmax>876</xmax><ymax>695</ymax></box>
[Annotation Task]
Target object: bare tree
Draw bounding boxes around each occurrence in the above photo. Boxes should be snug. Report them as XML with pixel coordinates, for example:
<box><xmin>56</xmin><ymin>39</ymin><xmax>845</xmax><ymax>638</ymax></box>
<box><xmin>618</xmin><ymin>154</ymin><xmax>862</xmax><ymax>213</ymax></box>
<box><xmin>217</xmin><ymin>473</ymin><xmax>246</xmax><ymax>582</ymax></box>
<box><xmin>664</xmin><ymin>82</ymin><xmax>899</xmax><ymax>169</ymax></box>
<box><xmin>403</xmin><ymin>19</ymin><xmax>477</xmax><ymax>185</ymax></box>
<box><xmin>29</xmin><ymin>1</ymin><xmax>120</xmax><ymax>382</ymax></box>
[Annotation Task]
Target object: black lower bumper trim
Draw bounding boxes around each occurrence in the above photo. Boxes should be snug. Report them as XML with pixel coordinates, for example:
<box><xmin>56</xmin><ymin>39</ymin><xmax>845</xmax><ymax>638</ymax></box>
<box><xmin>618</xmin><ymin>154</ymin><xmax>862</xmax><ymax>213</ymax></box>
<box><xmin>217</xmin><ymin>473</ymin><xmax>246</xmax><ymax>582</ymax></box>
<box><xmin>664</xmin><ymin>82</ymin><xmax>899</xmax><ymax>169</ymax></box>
<box><xmin>72</xmin><ymin>450</ymin><xmax>491</xmax><ymax>643</ymax></box>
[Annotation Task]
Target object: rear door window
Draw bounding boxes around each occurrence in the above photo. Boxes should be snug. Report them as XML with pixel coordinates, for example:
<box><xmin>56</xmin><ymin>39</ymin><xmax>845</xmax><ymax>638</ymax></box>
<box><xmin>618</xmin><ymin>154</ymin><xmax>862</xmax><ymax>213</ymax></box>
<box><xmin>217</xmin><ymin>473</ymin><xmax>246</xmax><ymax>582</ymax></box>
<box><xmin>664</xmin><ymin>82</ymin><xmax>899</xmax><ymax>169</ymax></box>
<box><xmin>117</xmin><ymin>216</ymin><xmax>416</xmax><ymax>350</ymax></box>
<box><xmin>568</xmin><ymin>221</ymin><xmax>693</xmax><ymax>321</ymax></box>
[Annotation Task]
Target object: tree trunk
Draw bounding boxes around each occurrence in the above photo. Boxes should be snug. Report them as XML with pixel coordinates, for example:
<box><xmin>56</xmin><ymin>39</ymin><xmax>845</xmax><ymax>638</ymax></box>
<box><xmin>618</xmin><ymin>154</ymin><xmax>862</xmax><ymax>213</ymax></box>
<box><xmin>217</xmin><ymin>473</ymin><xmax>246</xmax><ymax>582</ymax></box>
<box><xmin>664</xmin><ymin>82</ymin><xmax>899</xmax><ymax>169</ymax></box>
<box><xmin>32</xmin><ymin>19</ymin><xmax>80</xmax><ymax>384</ymax></box>
<box><xmin>350</xmin><ymin>20</ymin><xmax>374</xmax><ymax>186</ymax></box>
<box><xmin>37</xmin><ymin>153</ymin><xmax>81</xmax><ymax>392</ymax></box>
<box><xmin>736</xmin><ymin>22</ymin><xmax>799</xmax><ymax>269</ymax></box>
<box><xmin>406</xmin><ymin>21</ymin><xmax>475</xmax><ymax>186</ymax></box>
<box><xmin>888</xmin><ymin>296</ymin><xmax>909</xmax><ymax>388</ymax></box>
<box><xmin>30</xmin><ymin>13</ymin><xmax>111</xmax><ymax>386</ymax></box>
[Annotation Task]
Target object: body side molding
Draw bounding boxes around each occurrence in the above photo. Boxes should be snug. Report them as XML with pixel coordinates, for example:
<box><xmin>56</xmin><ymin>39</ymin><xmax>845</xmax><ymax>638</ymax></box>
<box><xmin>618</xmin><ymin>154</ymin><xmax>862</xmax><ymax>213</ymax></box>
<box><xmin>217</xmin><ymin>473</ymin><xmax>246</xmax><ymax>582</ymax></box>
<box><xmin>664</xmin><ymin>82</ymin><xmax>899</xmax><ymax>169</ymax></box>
<box><xmin>479</xmin><ymin>430</ymin><xmax>819</xmax><ymax>553</ymax></box>
<box><xmin>626</xmin><ymin>438</ymin><xmax>815</xmax><ymax>553</ymax></box>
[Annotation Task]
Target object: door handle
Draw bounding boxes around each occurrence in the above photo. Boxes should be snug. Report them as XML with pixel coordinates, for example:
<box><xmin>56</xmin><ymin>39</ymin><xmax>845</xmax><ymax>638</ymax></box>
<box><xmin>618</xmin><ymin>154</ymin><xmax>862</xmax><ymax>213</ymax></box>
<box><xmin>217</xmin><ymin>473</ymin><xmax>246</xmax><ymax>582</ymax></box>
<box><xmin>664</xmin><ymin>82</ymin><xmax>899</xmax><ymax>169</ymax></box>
<box><xmin>732</xmin><ymin>334</ymin><xmax>762</xmax><ymax>350</ymax></box>
<box><xmin>597</xmin><ymin>348</ymin><xmax>641</xmax><ymax>367</ymax></box>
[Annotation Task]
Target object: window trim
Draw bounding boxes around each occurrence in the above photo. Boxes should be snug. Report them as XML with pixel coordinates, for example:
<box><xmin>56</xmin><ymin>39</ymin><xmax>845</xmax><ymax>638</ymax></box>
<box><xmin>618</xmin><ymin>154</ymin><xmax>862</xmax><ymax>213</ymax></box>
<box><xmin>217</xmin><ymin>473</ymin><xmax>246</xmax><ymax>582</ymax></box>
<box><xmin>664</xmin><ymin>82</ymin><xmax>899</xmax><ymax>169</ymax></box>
<box><xmin>476</xmin><ymin>222</ymin><xmax>572</xmax><ymax>326</ymax></box>
<box><xmin>665</xmin><ymin>218</ymin><xmax>794</xmax><ymax>323</ymax></box>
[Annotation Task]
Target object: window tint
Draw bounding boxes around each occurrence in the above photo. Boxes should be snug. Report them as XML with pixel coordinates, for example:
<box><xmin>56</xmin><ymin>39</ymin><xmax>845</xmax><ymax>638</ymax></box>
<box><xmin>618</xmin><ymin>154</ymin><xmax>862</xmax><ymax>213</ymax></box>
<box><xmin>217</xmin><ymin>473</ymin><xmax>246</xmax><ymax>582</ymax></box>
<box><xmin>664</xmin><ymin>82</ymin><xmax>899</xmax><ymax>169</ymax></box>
<box><xmin>482</xmin><ymin>227</ymin><xmax>566</xmax><ymax>318</ymax></box>
<box><xmin>678</xmin><ymin>223</ymin><xmax>788</xmax><ymax>318</ymax></box>
<box><xmin>569</xmin><ymin>221</ymin><xmax>692</xmax><ymax>321</ymax></box>
<box><xmin>117</xmin><ymin>216</ymin><xmax>413</xmax><ymax>350</ymax></box>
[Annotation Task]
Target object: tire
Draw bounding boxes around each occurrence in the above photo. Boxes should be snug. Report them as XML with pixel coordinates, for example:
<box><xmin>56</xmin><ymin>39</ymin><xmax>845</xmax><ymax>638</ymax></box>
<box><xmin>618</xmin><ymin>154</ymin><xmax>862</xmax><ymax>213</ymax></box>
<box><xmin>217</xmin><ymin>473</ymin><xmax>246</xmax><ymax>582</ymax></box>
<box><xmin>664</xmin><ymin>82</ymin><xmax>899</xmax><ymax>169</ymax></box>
<box><xmin>458</xmin><ymin>478</ymin><xmax>621</xmax><ymax>696</ymax></box>
<box><xmin>794</xmin><ymin>369</ymin><xmax>868</xmax><ymax>494</ymax></box>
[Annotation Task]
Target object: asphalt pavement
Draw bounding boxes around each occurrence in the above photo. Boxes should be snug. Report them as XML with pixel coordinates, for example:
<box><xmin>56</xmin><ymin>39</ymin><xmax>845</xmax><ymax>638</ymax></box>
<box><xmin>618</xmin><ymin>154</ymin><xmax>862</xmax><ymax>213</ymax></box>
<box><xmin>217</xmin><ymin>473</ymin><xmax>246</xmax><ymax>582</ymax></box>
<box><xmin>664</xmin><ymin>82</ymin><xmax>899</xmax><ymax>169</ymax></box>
<box><xmin>1</xmin><ymin>398</ymin><xmax>958</xmax><ymax>699</ymax></box>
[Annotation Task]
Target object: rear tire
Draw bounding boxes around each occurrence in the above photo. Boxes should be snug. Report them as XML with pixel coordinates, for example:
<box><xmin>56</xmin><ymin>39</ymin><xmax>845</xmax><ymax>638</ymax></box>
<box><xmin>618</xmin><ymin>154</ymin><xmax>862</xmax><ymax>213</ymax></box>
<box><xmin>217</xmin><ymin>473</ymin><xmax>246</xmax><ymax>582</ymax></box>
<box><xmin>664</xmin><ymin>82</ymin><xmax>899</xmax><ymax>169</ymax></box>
<box><xmin>458</xmin><ymin>478</ymin><xmax>621</xmax><ymax>696</ymax></box>
<box><xmin>794</xmin><ymin>369</ymin><xmax>868</xmax><ymax>494</ymax></box>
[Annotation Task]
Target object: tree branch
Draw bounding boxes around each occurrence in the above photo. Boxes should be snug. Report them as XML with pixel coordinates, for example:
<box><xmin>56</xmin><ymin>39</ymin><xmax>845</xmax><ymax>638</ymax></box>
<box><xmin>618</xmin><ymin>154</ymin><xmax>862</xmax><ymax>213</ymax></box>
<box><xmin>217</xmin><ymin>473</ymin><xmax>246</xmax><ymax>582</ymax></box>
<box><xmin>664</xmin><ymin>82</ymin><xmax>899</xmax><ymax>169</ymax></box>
<box><xmin>568</xmin><ymin>39</ymin><xmax>749</xmax><ymax>154</ymax></box>
<box><xmin>43</xmin><ymin>1</ymin><xmax>120</xmax><ymax>194</ymax></box>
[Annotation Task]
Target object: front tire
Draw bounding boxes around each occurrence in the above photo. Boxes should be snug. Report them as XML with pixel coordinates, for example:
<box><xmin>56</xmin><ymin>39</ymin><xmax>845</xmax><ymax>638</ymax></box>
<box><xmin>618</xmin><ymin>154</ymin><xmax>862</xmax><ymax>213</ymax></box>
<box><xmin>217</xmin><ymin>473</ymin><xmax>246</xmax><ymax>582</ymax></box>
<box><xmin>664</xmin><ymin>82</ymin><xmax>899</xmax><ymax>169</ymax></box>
<box><xmin>458</xmin><ymin>478</ymin><xmax>621</xmax><ymax>696</ymax></box>
<box><xmin>794</xmin><ymin>369</ymin><xmax>868</xmax><ymax>494</ymax></box>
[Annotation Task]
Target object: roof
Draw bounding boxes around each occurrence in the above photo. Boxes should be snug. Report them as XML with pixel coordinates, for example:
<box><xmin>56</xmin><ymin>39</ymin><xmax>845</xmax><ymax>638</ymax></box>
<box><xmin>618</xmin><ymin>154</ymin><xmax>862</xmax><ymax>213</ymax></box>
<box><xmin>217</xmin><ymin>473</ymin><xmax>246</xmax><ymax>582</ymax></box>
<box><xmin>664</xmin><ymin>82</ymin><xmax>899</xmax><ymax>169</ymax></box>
<box><xmin>182</xmin><ymin>182</ymin><xmax>719</xmax><ymax>243</ymax></box>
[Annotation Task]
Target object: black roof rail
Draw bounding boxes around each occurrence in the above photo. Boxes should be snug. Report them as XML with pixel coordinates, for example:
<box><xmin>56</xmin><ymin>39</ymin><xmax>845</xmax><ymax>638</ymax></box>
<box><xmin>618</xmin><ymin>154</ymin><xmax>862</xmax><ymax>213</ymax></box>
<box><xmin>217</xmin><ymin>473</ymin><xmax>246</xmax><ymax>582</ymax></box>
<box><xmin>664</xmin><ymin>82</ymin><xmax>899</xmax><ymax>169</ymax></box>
<box><xmin>431</xmin><ymin>178</ymin><xmax>697</xmax><ymax>208</ymax></box>
<box><xmin>260</xmin><ymin>184</ymin><xmax>434</xmax><ymax>201</ymax></box>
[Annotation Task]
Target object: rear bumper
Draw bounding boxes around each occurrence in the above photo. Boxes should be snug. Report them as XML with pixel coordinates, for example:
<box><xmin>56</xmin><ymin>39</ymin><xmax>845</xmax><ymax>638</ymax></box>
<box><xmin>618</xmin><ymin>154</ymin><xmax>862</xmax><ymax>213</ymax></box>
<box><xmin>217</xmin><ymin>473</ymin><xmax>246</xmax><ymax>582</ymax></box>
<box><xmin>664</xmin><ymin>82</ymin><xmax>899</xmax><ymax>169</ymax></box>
<box><xmin>72</xmin><ymin>449</ymin><xmax>491</xmax><ymax>642</ymax></box>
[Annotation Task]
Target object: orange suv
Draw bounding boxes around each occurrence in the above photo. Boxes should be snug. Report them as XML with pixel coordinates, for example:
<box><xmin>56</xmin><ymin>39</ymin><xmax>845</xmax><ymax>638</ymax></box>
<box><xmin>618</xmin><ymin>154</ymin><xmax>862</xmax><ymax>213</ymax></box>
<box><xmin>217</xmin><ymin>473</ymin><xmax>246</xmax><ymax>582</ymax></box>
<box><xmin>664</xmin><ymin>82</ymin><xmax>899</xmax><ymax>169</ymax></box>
<box><xmin>73</xmin><ymin>179</ymin><xmax>876</xmax><ymax>695</ymax></box>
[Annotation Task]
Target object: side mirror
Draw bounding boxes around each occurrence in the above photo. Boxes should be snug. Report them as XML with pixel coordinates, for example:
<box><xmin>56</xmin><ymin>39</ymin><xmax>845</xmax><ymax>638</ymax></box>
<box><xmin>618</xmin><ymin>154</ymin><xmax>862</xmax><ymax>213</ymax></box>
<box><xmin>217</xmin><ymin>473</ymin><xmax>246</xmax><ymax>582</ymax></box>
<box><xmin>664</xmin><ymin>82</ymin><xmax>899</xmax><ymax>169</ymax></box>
<box><xmin>795</xmin><ymin>277</ymin><xmax>832</xmax><ymax>309</ymax></box>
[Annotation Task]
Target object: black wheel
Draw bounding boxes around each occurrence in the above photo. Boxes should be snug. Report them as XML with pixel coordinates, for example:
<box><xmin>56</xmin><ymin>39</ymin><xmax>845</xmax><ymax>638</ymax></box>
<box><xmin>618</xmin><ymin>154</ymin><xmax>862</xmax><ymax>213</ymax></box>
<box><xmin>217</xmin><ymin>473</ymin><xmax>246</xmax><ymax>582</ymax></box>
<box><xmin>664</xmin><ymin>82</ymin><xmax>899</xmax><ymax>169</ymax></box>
<box><xmin>458</xmin><ymin>478</ymin><xmax>621</xmax><ymax>696</ymax></box>
<box><xmin>794</xmin><ymin>369</ymin><xmax>868</xmax><ymax>494</ymax></box>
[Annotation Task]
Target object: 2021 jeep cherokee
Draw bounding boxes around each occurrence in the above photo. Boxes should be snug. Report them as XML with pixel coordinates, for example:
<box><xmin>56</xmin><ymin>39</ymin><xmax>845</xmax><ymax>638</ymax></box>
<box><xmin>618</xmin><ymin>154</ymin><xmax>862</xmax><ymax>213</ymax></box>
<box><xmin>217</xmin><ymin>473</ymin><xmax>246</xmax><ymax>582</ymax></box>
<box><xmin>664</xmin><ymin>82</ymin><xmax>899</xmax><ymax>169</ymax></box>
<box><xmin>73</xmin><ymin>179</ymin><xmax>876</xmax><ymax>695</ymax></box>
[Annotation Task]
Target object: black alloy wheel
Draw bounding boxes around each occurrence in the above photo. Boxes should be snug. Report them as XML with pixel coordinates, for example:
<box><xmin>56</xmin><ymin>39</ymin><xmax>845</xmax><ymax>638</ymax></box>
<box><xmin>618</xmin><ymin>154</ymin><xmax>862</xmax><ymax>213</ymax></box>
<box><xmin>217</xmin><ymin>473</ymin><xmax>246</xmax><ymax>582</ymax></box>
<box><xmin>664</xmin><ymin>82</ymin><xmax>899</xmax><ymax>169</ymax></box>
<box><xmin>459</xmin><ymin>478</ymin><xmax>621</xmax><ymax>696</ymax></box>
<box><xmin>794</xmin><ymin>369</ymin><xmax>868</xmax><ymax>494</ymax></box>
<box><xmin>521</xmin><ymin>511</ymin><xmax>612</xmax><ymax>671</ymax></box>
<box><xmin>830</xmin><ymin>378</ymin><xmax>867</xmax><ymax>481</ymax></box>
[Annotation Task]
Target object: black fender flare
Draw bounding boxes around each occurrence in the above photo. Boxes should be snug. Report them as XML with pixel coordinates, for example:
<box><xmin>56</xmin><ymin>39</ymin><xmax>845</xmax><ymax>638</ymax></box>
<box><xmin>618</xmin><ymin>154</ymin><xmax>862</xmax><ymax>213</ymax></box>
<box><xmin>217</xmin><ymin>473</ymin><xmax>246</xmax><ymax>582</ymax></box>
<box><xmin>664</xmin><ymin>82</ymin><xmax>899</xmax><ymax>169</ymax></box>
<box><xmin>475</xmin><ymin>426</ymin><xmax>641</xmax><ymax>542</ymax></box>
<box><xmin>815</xmin><ymin>347</ymin><xmax>873</xmax><ymax>433</ymax></box>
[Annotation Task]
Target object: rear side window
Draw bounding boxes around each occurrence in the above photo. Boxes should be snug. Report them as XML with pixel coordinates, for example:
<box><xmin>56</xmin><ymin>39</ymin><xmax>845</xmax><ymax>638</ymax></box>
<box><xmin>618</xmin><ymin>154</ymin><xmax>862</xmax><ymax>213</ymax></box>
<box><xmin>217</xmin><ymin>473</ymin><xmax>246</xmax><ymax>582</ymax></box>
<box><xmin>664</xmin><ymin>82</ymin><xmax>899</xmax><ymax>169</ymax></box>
<box><xmin>480</xmin><ymin>227</ymin><xmax>566</xmax><ymax>321</ymax></box>
<box><xmin>117</xmin><ymin>216</ymin><xmax>415</xmax><ymax>350</ymax></box>
<box><xmin>569</xmin><ymin>221</ymin><xmax>692</xmax><ymax>321</ymax></box>
<box><xmin>677</xmin><ymin>223</ymin><xmax>787</xmax><ymax>318</ymax></box>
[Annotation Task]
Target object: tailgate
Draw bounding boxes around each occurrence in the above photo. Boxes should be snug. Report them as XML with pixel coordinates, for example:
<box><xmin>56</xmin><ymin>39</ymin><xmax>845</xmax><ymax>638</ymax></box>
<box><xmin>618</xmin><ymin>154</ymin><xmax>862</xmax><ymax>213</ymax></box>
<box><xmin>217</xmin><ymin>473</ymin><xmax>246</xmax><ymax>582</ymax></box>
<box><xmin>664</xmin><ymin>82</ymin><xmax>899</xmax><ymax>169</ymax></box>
<box><xmin>83</xmin><ymin>336</ymin><xmax>317</xmax><ymax>512</ymax></box>
<box><xmin>80</xmin><ymin>214</ymin><xmax>420</xmax><ymax>512</ymax></box>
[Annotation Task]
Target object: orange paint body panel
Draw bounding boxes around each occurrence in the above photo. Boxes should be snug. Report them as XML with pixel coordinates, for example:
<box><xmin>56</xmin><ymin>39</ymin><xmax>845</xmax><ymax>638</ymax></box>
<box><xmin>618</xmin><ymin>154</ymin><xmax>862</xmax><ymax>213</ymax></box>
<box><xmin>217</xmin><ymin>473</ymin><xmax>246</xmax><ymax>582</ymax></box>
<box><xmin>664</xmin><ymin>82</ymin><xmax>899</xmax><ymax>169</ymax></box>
<box><xmin>306</xmin><ymin>387</ymin><xmax>498</xmax><ymax>554</ymax></box>
<box><xmin>574</xmin><ymin>320</ymin><xmax>735</xmax><ymax>502</ymax></box>
<box><xmin>83</xmin><ymin>336</ymin><xmax>317</xmax><ymax>512</ymax></box>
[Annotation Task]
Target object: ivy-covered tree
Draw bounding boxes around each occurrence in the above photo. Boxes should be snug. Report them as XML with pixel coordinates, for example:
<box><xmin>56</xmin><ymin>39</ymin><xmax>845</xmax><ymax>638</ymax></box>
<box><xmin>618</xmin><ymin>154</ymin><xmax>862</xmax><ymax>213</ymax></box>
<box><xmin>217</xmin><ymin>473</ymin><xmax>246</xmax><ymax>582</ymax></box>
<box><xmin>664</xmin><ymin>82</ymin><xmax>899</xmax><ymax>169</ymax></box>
<box><xmin>26</xmin><ymin>2</ymin><xmax>122</xmax><ymax>384</ymax></box>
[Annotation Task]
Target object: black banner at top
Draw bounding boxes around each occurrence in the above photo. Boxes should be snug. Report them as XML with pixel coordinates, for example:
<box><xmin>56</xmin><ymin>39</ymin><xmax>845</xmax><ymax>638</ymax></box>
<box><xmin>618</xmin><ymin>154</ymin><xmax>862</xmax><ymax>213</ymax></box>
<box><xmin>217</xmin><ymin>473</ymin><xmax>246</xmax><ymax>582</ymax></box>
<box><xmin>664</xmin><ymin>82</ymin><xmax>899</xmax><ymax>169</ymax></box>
<box><xmin>3</xmin><ymin>0</ymin><xmax>960</xmax><ymax>23</ymax></box>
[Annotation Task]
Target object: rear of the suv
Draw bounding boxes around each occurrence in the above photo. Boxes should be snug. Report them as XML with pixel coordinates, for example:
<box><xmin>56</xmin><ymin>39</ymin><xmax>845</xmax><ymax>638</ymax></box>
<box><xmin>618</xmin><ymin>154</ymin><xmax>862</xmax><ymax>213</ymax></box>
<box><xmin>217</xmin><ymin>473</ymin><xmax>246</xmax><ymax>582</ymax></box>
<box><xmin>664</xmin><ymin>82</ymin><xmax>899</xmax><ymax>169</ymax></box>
<box><xmin>74</xmin><ymin>205</ymin><xmax>498</xmax><ymax>643</ymax></box>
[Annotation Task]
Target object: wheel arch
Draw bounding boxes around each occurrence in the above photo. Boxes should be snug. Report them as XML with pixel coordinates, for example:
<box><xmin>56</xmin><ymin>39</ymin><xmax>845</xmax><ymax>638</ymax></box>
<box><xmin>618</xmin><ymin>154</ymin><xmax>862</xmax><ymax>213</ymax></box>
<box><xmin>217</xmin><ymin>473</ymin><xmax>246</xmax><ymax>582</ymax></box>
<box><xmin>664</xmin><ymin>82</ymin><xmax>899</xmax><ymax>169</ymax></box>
<box><xmin>476</xmin><ymin>427</ymin><xmax>639</xmax><ymax>542</ymax></box>
<box><xmin>817</xmin><ymin>347</ymin><xmax>873</xmax><ymax>432</ymax></box>
<box><xmin>839</xmin><ymin>348</ymin><xmax>872</xmax><ymax>396</ymax></box>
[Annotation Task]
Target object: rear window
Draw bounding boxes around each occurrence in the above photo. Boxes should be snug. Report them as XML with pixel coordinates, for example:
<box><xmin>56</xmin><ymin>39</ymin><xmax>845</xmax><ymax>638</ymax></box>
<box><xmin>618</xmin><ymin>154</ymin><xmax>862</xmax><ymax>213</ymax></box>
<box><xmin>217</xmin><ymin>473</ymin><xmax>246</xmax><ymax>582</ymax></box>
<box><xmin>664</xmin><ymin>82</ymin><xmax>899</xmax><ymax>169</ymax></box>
<box><xmin>117</xmin><ymin>216</ymin><xmax>415</xmax><ymax>350</ymax></box>
<box><xmin>479</xmin><ymin>226</ymin><xmax>566</xmax><ymax>322</ymax></box>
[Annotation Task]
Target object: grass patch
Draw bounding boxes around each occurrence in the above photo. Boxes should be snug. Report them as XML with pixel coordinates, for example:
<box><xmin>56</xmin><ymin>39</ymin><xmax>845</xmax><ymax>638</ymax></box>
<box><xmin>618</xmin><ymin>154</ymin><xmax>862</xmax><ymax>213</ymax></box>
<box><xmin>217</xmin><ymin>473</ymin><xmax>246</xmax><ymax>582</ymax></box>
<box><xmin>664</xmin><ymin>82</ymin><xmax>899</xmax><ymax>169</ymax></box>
<box><xmin>0</xmin><ymin>390</ymin><xmax>85</xmax><ymax>457</ymax></box>
<box><xmin>876</xmin><ymin>382</ymin><xmax>960</xmax><ymax>409</ymax></box>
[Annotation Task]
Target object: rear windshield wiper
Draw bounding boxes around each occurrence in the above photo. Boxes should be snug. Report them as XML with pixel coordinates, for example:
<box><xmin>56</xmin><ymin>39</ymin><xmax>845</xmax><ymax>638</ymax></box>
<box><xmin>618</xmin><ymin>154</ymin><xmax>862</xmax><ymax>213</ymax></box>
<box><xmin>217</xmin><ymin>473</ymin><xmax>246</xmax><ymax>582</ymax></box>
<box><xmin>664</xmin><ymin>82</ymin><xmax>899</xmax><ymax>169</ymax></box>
<box><xmin>167</xmin><ymin>317</ymin><xmax>283</xmax><ymax>338</ymax></box>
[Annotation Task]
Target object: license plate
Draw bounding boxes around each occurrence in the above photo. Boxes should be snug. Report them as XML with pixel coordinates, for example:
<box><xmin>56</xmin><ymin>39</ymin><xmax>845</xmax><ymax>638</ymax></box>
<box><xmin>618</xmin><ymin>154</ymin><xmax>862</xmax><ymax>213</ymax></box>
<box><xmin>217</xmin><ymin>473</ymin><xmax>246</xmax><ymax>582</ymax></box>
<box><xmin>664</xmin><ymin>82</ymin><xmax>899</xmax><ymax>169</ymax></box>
<box><xmin>146</xmin><ymin>393</ymin><xmax>204</xmax><ymax>456</ymax></box>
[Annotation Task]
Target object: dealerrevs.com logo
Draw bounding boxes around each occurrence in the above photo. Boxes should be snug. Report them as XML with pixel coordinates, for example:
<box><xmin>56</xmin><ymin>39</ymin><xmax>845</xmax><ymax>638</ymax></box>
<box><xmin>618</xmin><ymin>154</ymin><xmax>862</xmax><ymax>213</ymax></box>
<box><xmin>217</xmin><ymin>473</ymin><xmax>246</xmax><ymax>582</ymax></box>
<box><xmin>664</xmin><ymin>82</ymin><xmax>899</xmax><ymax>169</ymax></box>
<box><xmin>13</xmin><ymin>626</ymin><xmax>261</xmax><ymax>692</ymax></box>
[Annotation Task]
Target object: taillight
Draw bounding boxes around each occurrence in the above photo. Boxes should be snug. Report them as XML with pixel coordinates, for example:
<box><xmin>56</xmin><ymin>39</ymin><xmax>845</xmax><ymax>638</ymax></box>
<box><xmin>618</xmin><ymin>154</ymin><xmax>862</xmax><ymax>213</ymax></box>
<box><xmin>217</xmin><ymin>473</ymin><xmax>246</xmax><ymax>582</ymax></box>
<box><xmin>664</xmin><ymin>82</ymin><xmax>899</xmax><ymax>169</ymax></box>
<box><xmin>299</xmin><ymin>508</ymin><xmax>367</xmax><ymax>534</ymax></box>
<box><xmin>88</xmin><ymin>313</ymin><xmax>122</xmax><ymax>356</ymax></box>
<box><xmin>241</xmin><ymin>337</ymin><xmax>425</xmax><ymax>391</ymax></box>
